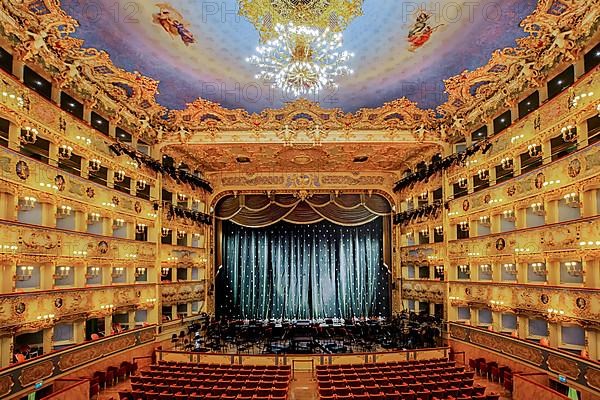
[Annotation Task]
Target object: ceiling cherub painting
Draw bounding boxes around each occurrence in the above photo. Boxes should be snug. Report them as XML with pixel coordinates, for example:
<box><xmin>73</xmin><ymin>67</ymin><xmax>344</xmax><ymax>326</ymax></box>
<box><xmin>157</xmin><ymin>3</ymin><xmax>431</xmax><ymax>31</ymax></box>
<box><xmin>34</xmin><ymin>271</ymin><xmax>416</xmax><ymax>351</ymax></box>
<box><xmin>152</xmin><ymin>3</ymin><xmax>196</xmax><ymax>46</ymax></box>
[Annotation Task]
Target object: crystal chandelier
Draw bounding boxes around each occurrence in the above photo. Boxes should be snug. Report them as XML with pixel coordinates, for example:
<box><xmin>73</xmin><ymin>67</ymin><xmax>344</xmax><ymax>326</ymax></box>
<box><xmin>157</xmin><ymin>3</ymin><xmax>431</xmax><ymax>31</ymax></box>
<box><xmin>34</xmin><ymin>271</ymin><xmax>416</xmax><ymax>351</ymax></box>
<box><xmin>247</xmin><ymin>23</ymin><xmax>354</xmax><ymax>97</ymax></box>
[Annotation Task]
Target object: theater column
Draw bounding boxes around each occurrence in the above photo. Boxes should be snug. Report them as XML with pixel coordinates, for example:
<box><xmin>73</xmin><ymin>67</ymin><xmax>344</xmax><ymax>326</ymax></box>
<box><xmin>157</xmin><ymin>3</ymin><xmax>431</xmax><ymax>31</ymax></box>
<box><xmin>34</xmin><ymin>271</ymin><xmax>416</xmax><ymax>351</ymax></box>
<box><xmin>42</xmin><ymin>326</ymin><xmax>53</xmax><ymax>355</ymax></box>
<box><xmin>0</xmin><ymin>336</ymin><xmax>13</xmax><ymax>367</ymax></box>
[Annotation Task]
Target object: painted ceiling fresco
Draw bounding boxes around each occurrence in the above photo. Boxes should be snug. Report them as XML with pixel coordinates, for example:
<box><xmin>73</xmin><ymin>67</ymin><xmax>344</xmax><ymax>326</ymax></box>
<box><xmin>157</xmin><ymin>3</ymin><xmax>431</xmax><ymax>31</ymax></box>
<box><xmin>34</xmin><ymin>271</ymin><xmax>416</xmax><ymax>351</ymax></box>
<box><xmin>63</xmin><ymin>0</ymin><xmax>537</xmax><ymax>113</ymax></box>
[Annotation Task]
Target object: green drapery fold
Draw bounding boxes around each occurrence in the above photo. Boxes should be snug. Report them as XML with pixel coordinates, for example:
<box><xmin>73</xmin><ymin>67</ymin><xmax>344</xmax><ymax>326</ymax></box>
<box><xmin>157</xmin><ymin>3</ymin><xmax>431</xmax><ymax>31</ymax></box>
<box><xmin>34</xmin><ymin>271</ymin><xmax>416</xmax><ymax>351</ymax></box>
<box><xmin>217</xmin><ymin>218</ymin><xmax>389</xmax><ymax>319</ymax></box>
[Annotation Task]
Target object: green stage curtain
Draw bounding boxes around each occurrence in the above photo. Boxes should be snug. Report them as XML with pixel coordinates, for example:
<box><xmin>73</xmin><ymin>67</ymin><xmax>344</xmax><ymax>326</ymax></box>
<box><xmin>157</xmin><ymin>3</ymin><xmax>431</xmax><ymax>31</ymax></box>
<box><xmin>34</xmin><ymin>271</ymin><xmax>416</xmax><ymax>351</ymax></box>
<box><xmin>217</xmin><ymin>217</ymin><xmax>389</xmax><ymax>319</ymax></box>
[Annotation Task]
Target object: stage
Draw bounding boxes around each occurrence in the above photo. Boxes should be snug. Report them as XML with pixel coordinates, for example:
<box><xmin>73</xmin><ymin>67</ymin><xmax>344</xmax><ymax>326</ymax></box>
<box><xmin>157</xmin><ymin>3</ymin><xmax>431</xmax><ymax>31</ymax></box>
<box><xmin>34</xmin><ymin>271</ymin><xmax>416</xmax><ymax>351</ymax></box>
<box><xmin>178</xmin><ymin>313</ymin><xmax>443</xmax><ymax>355</ymax></box>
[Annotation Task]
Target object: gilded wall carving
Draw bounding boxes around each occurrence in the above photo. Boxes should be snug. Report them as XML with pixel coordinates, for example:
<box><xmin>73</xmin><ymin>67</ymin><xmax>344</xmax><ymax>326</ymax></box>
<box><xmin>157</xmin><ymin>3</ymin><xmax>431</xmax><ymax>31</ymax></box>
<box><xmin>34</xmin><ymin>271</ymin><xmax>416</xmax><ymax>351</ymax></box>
<box><xmin>401</xmin><ymin>281</ymin><xmax>445</xmax><ymax>302</ymax></box>
<box><xmin>547</xmin><ymin>354</ymin><xmax>581</xmax><ymax>379</ymax></box>
<box><xmin>160</xmin><ymin>282</ymin><xmax>205</xmax><ymax>306</ymax></box>
<box><xmin>470</xmin><ymin>330</ymin><xmax>544</xmax><ymax>366</ymax></box>
<box><xmin>19</xmin><ymin>360</ymin><xmax>54</xmax><ymax>387</ymax></box>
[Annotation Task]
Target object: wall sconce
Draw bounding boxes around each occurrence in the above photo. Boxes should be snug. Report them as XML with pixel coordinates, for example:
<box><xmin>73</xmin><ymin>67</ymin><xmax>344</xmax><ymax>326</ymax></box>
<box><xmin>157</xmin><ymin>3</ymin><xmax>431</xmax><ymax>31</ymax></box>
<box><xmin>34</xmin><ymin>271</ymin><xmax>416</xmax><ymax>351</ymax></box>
<box><xmin>161</xmin><ymin>227</ymin><xmax>172</xmax><ymax>237</ymax></box>
<box><xmin>16</xmin><ymin>266</ymin><xmax>34</xmax><ymax>281</ymax></box>
<box><xmin>100</xmin><ymin>304</ymin><xmax>114</xmax><ymax>312</ymax></box>
<box><xmin>435</xmin><ymin>265</ymin><xmax>444</xmax><ymax>275</ymax></box>
<box><xmin>88</xmin><ymin>212</ymin><xmax>101</xmax><ymax>224</ymax></box>
<box><xmin>458</xmin><ymin>177</ymin><xmax>468</xmax><ymax>189</ymax></box>
<box><xmin>127</xmin><ymin>160</ymin><xmax>139</xmax><ymax>169</ymax></box>
<box><xmin>565</xmin><ymin>261</ymin><xmax>584</xmax><ymax>276</ymax></box>
<box><xmin>406</xmin><ymin>231</ymin><xmax>414</xmax><ymax>240</ymax></box>
<box><xmin>514</xmin><ymin>247</ymin><xmax>531</xmax><ymax>253</ymax></box>
<box><xmin>527</xmin><ymin>144</ymin><xmax>541</xmax><ymax>158</ymax></box>
<box><xmin>546</xmin><ymin>308</ymin><xmax>567</xmax><ymax>323</ymax></box>
<box><xmin>478</xmin><ymin>216</ymin><xmax>491</xmax><ymax>227</ymax></box>
<box><xmin>73</xmin><ymin>250</ymin><xmax>88</xmax><ymax>257</ymax></box>
<box><xmin>419</xmin><ymin>191</ymin><xmax>428</xmax><ymax>201</ymax></box>
<box><xmin>113</xmin><ymin>218</ymin><xmax>125</xmax><ymax>228</ymax></box>
<box><xmin>501</xmin><ymin>157</ymin><xmax>513</xmax><ymax>170</ymax></box>
<box><xmin>114</xmin><ymin>170</ymin><xmax>125</xmax><ymax>183</ymax></box>
<box><xmin>510</xmin><ymin>134</ymin><xmax>524</xmax><ymax>143</ymax></box>
<box><xmin>459</xmin><ymin>221</ymin><xmax>469</xmax><ymax>231</ymax></box>
<box><xmin>420</xmin><ymin>228</ymin><xmax>429</xmax><ymax>237</ymax></box>
<box><xmin>57</xmin><ymin>205</ymin><xmax>72</xmax><ymax>218</ymax></box>
<box><xmin>502</xmin><ymin>209</ymin><xmax>516</xmax><ymax>222</ymax></box>
<box><xmin>75</xmin><ymin>135</ymin><xmax>92</xmax><ymax>146</ymax></box>
<box><xmin>53</xmin><ymin>266</ymin><xmax>71</xmax><ymax>280</ymax></box>
<box><xmin>89</xmin><ymin>159</ymin><xmax>101</xmax><ymax>172</ymax></box>
<box><xmin>36</xmin><ymin>314</ymin><xmax>55</xmax><ymax>322</ymax></box>
<box><xmin>161</xmin><ymin>267</ymin><xmax>171</xmax><ymax>277</ymax></box>
<box><xmin>503</xmin><ymin>263</ymin><xmax>518</xmax><ymax>275</ymax></box>
<box><xmin>571</xmin><ymin>91</ymin><xmax>594</xmax><ymax>108</ymax></box>
<box><xmin>177</xmin><ymin>193</ymin><xmax>187</xmax><ymax>202</ymax></box>
<box><xmin>136</xmin><ymin>223</ymin><xmax>147</xmax><ymax>234</ymax></box>
<box><xmin>136</xmin><ymin>180</ymin><xmax>147</xmax><ymax>191</ymax></box>
<box><xmin>561</xmin><ymin>125</ymin><xmax>577</xmax><ymax>142</ymax></box>
<box><xmin>480</xmin><ymin>264</ymin><xmax>492</xmax><ymax>273</ymax></box>
<box><xmin>135</xmin><ymin>267</ymin><xmax>146</xmax><ymax>278</ymax></box>
<box><xmin>1</xmin><ymin>244</ymin><xmax>18</xmax><ymax>253</ymax></box>
<box><xmin>434</xmin><ymin>226</ymin><xmax>443</xmax><ymax>235</ymax></box>
<box><xmin>563</xmin><ymin>192</ymin><xmax>580</xmax><ymax>207</ymax></box>
<box><xmin>19</xmin><ymin>196</ymin><xmax>37</xmax><ymax>211</ymax></box>
<box><xmin>58</xmin><ymin>144</ymin><xmax>73</xmax><ymax>159</ymax></box>
<box><xmin>20</xmin><ymin>126</ymin><xmax>38</xmax><ymax>144</ymax></box>
<box><xmin>531</xmin><ymin>262</ymin><xmax>547</xmax><ymax>276</ymax></box>
<box><xmin>467</xmin><ymin>252</ymin><xmax>480</xmax><ymax>257</ymax></box>
<box><xmin>458</xmin><ymin>264</ymin><xmax>470</xmax><ymax>276</ymax></box>
<box><xmin>102</xmin><ymin>202</ymin><xmax>117</xmax><ymax>209</ymax></box>
<box><xmin>531</xmin><ymin>202</ymin><xmax>545</xmax><ymax>215</ymax></box>
<box><xmin>579</xmin><ymin>241</ymin><xmax>600</xmax><ymax>247</ymax></box>
<box><xmin>86</xmin><ymin>266</ymin><xmax>100</xmax><ymax>279</ymax></box>
<box><xmin>477</xmin><ymin>168</ymin><xmax>489</xmax><ymax>181</ymax></box>
<box><xmin>144</xmin><ymin>298</ymin><xmax>157</xmax><ymax>307</ymax></box>
<box><xmin>111</xmin><ymin>267</ymin><xmax>124</xmax><ymax>278</ymax></box>
<box><xmin>177</xmin><ymin>230</ymin><xmax>186</xmax><ymax>239</ymax></box>
<box><xmin>166</xmin><ymin>256</ymin><xmax>178</xmax><ymax>263</ymax></box>
<box><xmin>125</xmin><ymin>253</ymin><xmax>138</xmax><ymax>260</ymax></box>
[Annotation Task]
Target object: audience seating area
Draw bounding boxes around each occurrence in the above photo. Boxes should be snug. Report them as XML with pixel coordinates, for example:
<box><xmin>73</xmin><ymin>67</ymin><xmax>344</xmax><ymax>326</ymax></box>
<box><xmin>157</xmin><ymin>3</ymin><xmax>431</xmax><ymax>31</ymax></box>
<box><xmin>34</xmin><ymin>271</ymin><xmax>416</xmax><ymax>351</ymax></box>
<box><xmin>90</xmin><ymin>361</ymin><xmax>138</xmax><ymax>398</ymax></box>
<box><xmin>119</xmin><ymin>361</ymin><xmax>291</xmax><ymax>400</ymax></box>
<box><xmin>317</xmin><ymin>358</ymin><xmax>499</xmax><ymax>400</ymax></box>
<box><xmin>468</xmin><ymin>358</ymin><xmax>515</xmax><ymax>394</ymax></box>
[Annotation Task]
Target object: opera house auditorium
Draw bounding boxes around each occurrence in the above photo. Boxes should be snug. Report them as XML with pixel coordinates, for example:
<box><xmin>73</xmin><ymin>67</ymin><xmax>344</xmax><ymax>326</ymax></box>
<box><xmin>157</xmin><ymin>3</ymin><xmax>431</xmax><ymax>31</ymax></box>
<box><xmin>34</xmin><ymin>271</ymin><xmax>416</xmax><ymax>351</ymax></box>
<box><xmin>0</xmin><ymin>1</ymin><xmax>599</xmax><ymax>400</ymax></box>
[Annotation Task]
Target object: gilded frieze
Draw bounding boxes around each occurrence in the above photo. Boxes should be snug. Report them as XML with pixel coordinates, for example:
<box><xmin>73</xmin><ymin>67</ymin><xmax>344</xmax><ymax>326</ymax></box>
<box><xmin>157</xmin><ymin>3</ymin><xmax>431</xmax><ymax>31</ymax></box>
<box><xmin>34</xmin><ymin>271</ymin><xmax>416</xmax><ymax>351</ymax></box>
<box><xmin>401</xmin><ymin>281</ymin><xmax>445</xmax><ymax>302</ymax></box>
<box><xmin>470</xmin><ymin>330</ymin><xmax>544</xmax><ymax>366</ymax></box>
<box><xmin>547</xmin><ymin>354</ymin><xmax>581</xmax><ymax>380</ymax></box>
<box><xmin>19</xmin><ymin>360</ymin><xmax>54</xmax><ymax>387</ymax></box>
<box><xmin>160</xmin><ymin>282</ymin><xmax>205</xmax><ymax>305</ymax></box>
<box><xmin>0</xmin><ymin>375</ymin><xmax>13</xmax><ymax>398</ymax></box>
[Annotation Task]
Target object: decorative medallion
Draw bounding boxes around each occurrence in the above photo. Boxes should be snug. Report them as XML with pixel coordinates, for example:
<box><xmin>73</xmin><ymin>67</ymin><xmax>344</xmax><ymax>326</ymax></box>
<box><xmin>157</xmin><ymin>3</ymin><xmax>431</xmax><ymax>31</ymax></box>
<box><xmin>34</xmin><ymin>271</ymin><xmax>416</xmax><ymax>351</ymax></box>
<box><xmin>15</xmin><ymin>302</ymin><xmax>26</xmax><ymax>314</ymax></box>
<box><xmin>86</xmin><ymin>187</ymin><xmax>95</xmax><ymax>198</ymax></box>
<box><xmin>112</xmin><ymin>196</ymin><xmax>120</xmax><ymax>206</ymax></box>
<box><xmin>54</xmin><ymin>174</ymin><xmax>66</xmax><ymax>192</ymax></box>
<box><xmin>97</xmin><ymin>241</ymin><xmax>109</xmax><ymax>255</ymax></box>
<box><xmin>483</xmin><ymin>194</ymin><xmax>491</xmax><ymax>204</ymax></box>
<box><xmin>462</xmin><ymin>199</ymin><xmax>470</xmax><ymax>211</ymax></box>
<box><xmin>506</xmin><ymin>185</ymin><xmax>516</xmax><ymax>197</ymax></box>
<box><xmin>568</xmin><ymin>158</ymin><xmax>582</xmax><ymax>178</ymax></box>
<box><xmin>534</xmin><ymin>172</ymin><xmax>545</xmax><ymax>189</ymax></box>
<box><xmin>465</xmin><ymin>287</ymin><xmax>471</xmax><ymax>296</ymax></box>
<box><xmin>134</xmin><ymin>201</ymin><xmax>142</xmax><ymax>214</ymax></box>
<box><xmin>15</xmin><ymin>160</ymin><xmax>30</xmax><ymax>180</ymax></box>
<box><xmin>576</xmin><ymin>297</ymin><xmax>587</xmax><ymax>310</ymax></box>
<box><xmin>495</xmin><ymin>238</ymin><xmax>506</xmax><ymax>251</ymax></box>
<box><xmin>547</xmin><ymin>354</ymin><xmax>581</xmax><ymax>379</ymax></box>
<box><xmin>540</xmin><ymin>293</ymin><xmax>549</xmax><ymax>304</ymax></box>
<box><xmin>0</xmin><ymin>375</ymin><xmax>14</xmax><ymax>398</ymax></box>
<box><xmin>54</xmin><ymin>298</ymin><xmax>63</xmax><ymax>309</ymax></box>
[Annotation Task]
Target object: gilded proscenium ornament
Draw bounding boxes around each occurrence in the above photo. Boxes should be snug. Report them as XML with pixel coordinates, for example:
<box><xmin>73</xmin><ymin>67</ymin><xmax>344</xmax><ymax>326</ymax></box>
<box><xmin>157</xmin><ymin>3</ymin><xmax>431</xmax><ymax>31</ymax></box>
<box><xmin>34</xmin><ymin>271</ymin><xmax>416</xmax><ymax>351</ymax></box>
<box><xmin>239</xmin><ymin>0</ymin><xmax>364</xmax><ymax>41</ymax></box>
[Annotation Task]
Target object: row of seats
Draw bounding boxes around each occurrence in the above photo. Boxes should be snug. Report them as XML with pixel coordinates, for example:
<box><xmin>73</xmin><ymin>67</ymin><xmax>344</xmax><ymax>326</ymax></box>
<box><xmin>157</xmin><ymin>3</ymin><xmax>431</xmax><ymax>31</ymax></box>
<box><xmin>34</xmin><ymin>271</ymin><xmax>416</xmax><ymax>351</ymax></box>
<box><xmin>118</xmin><ymin>361</ymin><xmax>291</xmax><ymax>400</ymax></box>
<box><xmin>317</xmin><ymin>358</ymin><xmax>499</xmax><ymax>400</ymax></box>
<box><xmin>90</xmin><ymin>360</ymin><xmax>138</xmax><ymax>397</ymax></box>
<box><xmin>468</xmin><ymin>357</ymin><xmax>514</xmax><ymax>393</ymax></box>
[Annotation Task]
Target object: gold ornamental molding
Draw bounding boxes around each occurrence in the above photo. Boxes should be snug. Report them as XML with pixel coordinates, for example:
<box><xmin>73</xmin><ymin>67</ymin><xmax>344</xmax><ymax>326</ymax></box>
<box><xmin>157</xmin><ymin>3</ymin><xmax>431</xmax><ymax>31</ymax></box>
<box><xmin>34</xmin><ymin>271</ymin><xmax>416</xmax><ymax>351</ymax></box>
<box><xmin>239</xmin><ymin>0</ymin><xmax>363</xmax><ymax>41</ymax></box>
<box><xmin>0</xmin><ymin>0</ymin><xmax>596</xmax><ymax>143</ymax></box>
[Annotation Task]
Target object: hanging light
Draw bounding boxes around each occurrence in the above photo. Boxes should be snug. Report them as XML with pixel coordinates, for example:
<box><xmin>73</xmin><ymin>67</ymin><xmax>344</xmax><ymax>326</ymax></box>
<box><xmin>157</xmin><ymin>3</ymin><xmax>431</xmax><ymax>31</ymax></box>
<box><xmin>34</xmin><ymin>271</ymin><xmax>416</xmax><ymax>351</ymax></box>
<box><xmin>503</xmin><ymin>263</ymin><xmax>517</xmax><ymax>275</ymax></box>
<box><xmin>434</xmin><ymin>226</ymin><xmax>443</xmax><ymax>235</ymax></box>
<box><xmin>53</xmin><ymin>266</ymin><xmax>71</xmax><ymax>280</ymax></box>
<box><xmin>458</xmin><ymin>221</ymin><xmax>469</xmax><ymax>231</ymax></box>
<box><xmin>114</xmin><ymin>170</ymin><xmax>125</xmax><ymax>183</ymax></box>
<box><xmin>565</xmin><ymin>261</ymin><xmax>584</xmax><ymax>276</ymax></box>
<box><xmin>20</xmin><ymin>196</ymin><xmax>37</xmax><ymax>211</ymax></box>
<box><xmin>478</xmin><ymin>216</ymin><xmax>491</xmax><ymax>226</ymax></box>
<box><xmin>527</xmin><ymin>144</ymin><xmax>541</xmax><ymax>158</ymax></box>
<box><xmin>20</xmin><ymin>126</ymin><xmax>38</xmax><ymax>144</ymax></box>
<box><xmin>531</xmin><ymin>202</ymin><xmax>545</xmax><ymax>215</ymax></box>
<box><xmin>419</xmin><ymin>191</ymin><xmax>428</xmax><ymax>201</ymax></box>
<box><xmin>161</xmin><ymin>267</ymin><xmax>171</xmax><ymax>277</ymax></box>
<box><xmin>247</xmin><ymin>23</ymin><xmax>354</xmax><ymax>97</ymax></box>
<box><xmin>419</xmin><ymin>228</ymin><xmax>429</xmax><ymax>237</ymax></box>
<box><xmin>477</xmin><ymin>168</ymin><xmax>489</xmax><ymax>181</ymax></box>
<box><xmin>177</xmin><ymin>230</ymin><xmax>186</xmax><ymax>239</ymax></box>
<box><xmin>58</xmin><ymin>144</ymin><xmax>73</xmax><ymax>159</ymax></box>
<box><xmin>457</xmin><ymin>177</ymin><xmax>468</xmax><ymax>189</ymax></box>
<box><xmin>85</xmin><ymin>266</ymin><xmax>100</xmax><ymax>279</ymax></box>
<box><xmin>57</xmin><ymin>205</ymin><xmax>72</xmax><ymax>218</ymax></box>
<box><xmin>16</xmin><ymin>266</ymin><xmax>34</xmax><ymax>281</ymax></box>
<box><xmin>480</xmin><ymin>264</ymin><xmax>492</xmax><ymax>273</ymax></box>
<box><xmin>136</xmin><ymin>223</ymin><xmax>147</xmax><ymax>234</ymax></box>
<box><xmin>531</xmin><ymin>262</ymin><xmax>547</xmax><ymax>276</ymax></box>
<box><xmin>177</xmin><ymin>193</ymin><xmax>187</xmax><ymax>202</ymax></box>
<box><xmin>161</xmin><ymin>227</ymin><xmax>172</xmax><ymax>237</ymax></box>
<box><xmin>88</xmin><ymin>212</ymin><xmax>101</xmax><ymax>223</ymax></box>
<box><xmin>458</xmin><ymin>264</ymin><xmax>470</xmax><ymax>275</ymax></box>
<box><xmin>502</xmin><ymin>209</ymin><xmax>516</xmax><ymax>222</ymax></box>
<box><xmin>111</xmin><ymin>267</ymin><xmax>124</xmax><ymax>278</ymax></box>
<box><xmin>89</xmin><ymin>159</ymin><xmax>101</xmax><ymax>172</ymax></box>
<box><xmin>561</xmin><ymin>125</ymin><xmax>577</xmax><ymax>142</ymax></box>
<box><xmin>135</xmin><ymin>267</ymin><xmax>146</xmax><ymax>278</ymax></box>
<box><xmin>136</xmin><ymin>179</ymin><xmax>147</xmax><ymax>191</ymax></box>
<box><xmin>563</xmin><ymin>192</ymin><xmax>580</xmax><ymax>207</ymax></box>
<box><xmin>501</xmin><ymin>157</ymin><xmax>513</xmax><ymax>170</ymax></box>
<box><xmin>113</xmin><ymin>218</ymin><xmax>125</xmax><ymax>228</ymax></box>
